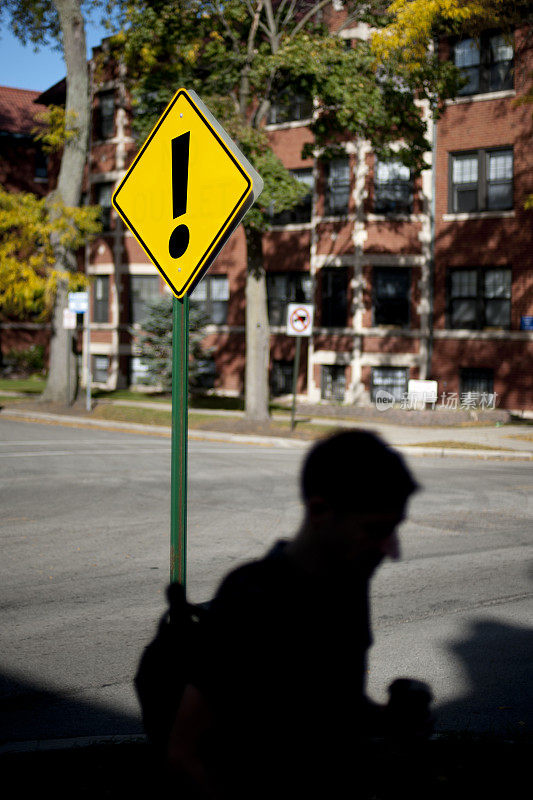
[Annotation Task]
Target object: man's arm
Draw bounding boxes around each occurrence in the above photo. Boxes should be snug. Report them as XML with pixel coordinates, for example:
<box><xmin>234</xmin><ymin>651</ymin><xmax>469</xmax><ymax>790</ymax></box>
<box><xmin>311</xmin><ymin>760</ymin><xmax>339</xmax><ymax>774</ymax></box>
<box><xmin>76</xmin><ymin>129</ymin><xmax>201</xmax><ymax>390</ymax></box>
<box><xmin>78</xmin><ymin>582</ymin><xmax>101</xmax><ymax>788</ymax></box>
<box><xmin>167</xmin><ymin>683</ymin><xmax>219</xmax><ymax>799</ymax></box>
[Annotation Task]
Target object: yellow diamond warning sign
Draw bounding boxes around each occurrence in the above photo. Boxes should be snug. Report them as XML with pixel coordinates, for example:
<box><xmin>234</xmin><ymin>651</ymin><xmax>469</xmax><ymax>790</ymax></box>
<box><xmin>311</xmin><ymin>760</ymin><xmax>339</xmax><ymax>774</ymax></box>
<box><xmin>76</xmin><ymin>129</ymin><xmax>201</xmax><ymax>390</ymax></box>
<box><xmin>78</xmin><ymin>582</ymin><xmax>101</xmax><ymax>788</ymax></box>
<box><xmin>112</xmin><ymin>88</ymin><xmax>263</xmax><ymax>298</ymax></box>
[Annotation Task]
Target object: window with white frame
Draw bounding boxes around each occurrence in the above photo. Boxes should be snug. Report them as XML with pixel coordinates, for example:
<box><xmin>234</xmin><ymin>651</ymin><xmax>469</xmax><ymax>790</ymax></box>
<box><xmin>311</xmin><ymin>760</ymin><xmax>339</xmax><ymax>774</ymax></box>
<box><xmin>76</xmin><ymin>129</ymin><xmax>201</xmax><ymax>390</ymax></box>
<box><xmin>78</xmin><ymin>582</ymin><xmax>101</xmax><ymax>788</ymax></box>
<box><xmin>460</xmin><ymin>367</ymin><xmax>494</xmax><ymax>397</ymax></box>
<box><xmin>374</xmin><ymin>159</ymin><xmax>413</xmax><ymax>214</ymax></box>
<box><xmin>130</xmin><ymin>275</ymin><xmax>160</xmax><ymax>324</ymax></box>
<box><xmin>271</xmin><ymin>168</ymin><xmax>314</xmax><ymax>225</ymax></box>
<box><xmin>266</xmin><ymin>272</ymin><xmax>313</xmax><ymax>326</ymax></box>
<box><xmin>454</xmin><ymin>33</ymin><xmax>513</xmax><ymax>96</ymax></box>
<box><xmin>268</xmin><ymin>92</ymin><xmax>313</xmax><ymax>124</ymax></box>
<box><xmin>448</xmin><ymin>267</ymin><xmax>511</xmax><ymax>329</ymax></box>
<box><xmin>130</xmin><ymin>356</ymin><xmax>150</xmax><ymax>386</ymax></box>
<box><xmin>373</xmin><ymin>268</ymin><xmax>411</xmax><ymax>327</ymax></box>
<box><xmin>450</xmin><ymin>148</ymin><xmax>513</xmax><ymax>213</ymax></box>
<box><xmin>321</xmin><ymin>365</ymin><xmax>346</xmax><ymax>401</ymax></box>
<box><xmin>97</xmin><ymin>183</ymin><xmax>114</xmax><ymax>230</ymax></box>
<box><xmin>93</xmin><ymin>355</ymin><xmax>109</xmax><ymax>383</ymax></box>
<box><xmin>320</xmin><ymin>267</ymin><xmax>348</xmax><ymax>328</ymax></box>
<box><xmin>325</xmin><ymin>158</ymin><xmax>350</xmax><ymax>215</ymax></box>
<box><xmin>190</xmin><ymin>275</ymin><xmax>229</xmax><ymax>324</ymax></box>
<box><xmin>93</xmin><ymin>275</ymin><xmax>109</xmax><ymax>323</ymax></box>
<box><xmin>98</xmin><ymin>91</ymin><xmax>115</xmax><ymax>139</ymax></box>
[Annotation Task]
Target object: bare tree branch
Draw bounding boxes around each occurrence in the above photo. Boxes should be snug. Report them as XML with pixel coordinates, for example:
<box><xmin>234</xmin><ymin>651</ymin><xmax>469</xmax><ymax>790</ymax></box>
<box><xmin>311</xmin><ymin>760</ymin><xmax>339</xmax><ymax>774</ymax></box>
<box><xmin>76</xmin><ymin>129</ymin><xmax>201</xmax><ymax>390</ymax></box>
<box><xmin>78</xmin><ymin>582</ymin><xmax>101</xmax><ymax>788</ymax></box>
<box><xmin>264</xmin><ymin>0</ymin><xmax>279</xmax><ymax>52</ymax></box>
<box><xmin>239</xmin><ymin>0</ymin><xmax>265</xmax><ymax>119</ymax></box>
<box><xmin>215</xmin><ymin>0</ymin><xmax>239</xmax><ymax>52</ymax></box>
<box><xmin>289</xmin><ymin>0</ymin><xmax>333</xmax><ymax>39</ymax></box>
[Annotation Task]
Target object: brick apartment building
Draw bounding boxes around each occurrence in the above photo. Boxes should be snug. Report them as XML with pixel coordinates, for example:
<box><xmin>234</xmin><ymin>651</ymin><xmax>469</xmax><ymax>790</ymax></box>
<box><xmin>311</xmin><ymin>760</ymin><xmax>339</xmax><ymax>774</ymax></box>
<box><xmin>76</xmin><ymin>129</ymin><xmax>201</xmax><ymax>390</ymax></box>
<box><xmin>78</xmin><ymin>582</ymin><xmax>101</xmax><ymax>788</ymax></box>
<box><xmin>2</xmin><ymin>17</ymin><xmax>532</xmax><ymax>410</ymax></box>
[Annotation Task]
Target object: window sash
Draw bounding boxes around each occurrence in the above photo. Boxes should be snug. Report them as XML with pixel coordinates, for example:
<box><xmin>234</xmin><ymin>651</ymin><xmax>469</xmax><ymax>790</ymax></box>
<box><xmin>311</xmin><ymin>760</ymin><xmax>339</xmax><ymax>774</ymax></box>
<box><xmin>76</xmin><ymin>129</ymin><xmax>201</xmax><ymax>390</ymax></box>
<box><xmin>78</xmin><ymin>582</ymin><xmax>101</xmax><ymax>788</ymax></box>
<box><xmin>93</xmin><ymin>355</ymin><xmax>109</xmax><ymax>383</ymax></box>
<box><xmin>190</xmin><ymin>275</ymin><xmax>229</xmax><ymax>324</ymax></box>
<box><xmin>448</xmin><ymin>268</ymin><xmax>511</xmax><ymax>329</ymax></box>
<box><xmin>271</xmin><ymin>168</ymin><xmax>314</xmax><ymax>225</ymax></box>
<box><xmin>321</xmin><ymin>365</ymin><xmax>346</xmax><ymax>401</ymax></box>
<box><xmin>371</xmin><ymin>367</ymin><xmax>408</xmax><ymax>402</ymax></box>
<box><xmin>454</xmin><ymin>32</ymin><xmax>513</xmax><ymax>96</ymax></box>
<box><xmin>268</xmin><ymin>93</ymin><xmax>313</xmax><ymax>124</ymax></box>
<box><xmin>321</xmin><ymin>268</ymin><xmax>347</xmax><ymax>327</ymax></box>
<box><xmin>326</xmin><ymin>159</ymin><xmax>350</xmax><ymax>215</ymax></box>
<box><xmin>97</xmin><ymin>183</ymin><xmax>114</xmax><ymax>229</ymax></box>
<box><xmin>450</xmin><ymin>149</ymin><xmax>513</xmax><ymax>213</ymax></box>
<box><xmin>460</xmin><ymin>368</ymin><xmax>494</xmax><ymax>396</ymax></box>
<box><xmin>375</xmin><ymin>160</ymin><xmax>412</xmax><ymax>214</ymax></box>
<box><xmin>130</xmin><ymin>276</ymin><xmax>160</xmax><ymax>324</ymax></box>
<box><xmin>374</xmin><ymin>268</ymin><xmax>410</xmax><ymax>326</ymax></box>
<box><xmin>267</xmin><ymin>273</ymin><xmax>313</xmax><ymax>326</ymax></box>
<box><xmin>94</xmin><ymin>275</ymin><xmax>109</xmax><ymax>323</ymax></box>
<box><xmin>99</xmin><ymin>93</ymin><xmax>115</xmax><ymax>138</ymax></box>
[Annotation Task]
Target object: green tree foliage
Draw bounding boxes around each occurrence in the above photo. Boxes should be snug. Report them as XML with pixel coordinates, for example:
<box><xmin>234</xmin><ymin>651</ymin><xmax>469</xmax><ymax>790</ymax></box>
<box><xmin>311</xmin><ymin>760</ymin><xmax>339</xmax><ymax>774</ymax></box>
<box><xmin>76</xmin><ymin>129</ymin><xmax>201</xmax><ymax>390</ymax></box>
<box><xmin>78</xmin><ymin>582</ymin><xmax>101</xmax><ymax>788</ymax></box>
<box><xmin>138</xmin><ymin>293</ymin><xmax>212</xmax><ymax>393</ymax></box>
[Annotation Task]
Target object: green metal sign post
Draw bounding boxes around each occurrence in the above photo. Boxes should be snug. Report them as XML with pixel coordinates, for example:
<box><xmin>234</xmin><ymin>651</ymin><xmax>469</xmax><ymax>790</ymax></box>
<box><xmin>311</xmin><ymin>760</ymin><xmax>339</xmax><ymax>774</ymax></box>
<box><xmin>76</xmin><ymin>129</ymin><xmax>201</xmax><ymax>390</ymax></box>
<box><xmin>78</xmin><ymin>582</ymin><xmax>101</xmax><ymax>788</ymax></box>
<box><xmin>170</xmin><ymin>295</ymin><xmax>189</xmax><ymax>586</ymax></box>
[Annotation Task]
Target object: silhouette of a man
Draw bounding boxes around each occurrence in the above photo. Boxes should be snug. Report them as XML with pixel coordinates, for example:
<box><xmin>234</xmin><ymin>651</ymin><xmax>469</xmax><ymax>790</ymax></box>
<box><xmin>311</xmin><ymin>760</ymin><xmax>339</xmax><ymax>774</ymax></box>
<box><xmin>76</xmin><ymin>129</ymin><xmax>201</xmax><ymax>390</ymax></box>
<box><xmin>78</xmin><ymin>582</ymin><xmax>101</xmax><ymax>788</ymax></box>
<box><xmin>168</xmin><ymin>430</ymin><xmax>425</xmax><ymax>799</ymax></box>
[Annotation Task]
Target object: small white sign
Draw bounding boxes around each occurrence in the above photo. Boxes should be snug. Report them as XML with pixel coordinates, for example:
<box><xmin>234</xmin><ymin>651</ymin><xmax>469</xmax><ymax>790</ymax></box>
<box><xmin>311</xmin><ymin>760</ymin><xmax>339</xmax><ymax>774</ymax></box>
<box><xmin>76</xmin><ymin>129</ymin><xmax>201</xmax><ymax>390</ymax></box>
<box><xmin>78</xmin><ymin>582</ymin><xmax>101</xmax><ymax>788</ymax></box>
<box><xmin>63</xmin><ymin>308</ymin><xmax>77</xmax><ymax>330</ymax></box>
<box><xmin>408</xmin><ymin>379</ymin><xmax>438</xmax><ymax>404</ymax></box>
<box><xmin>68</xmin><ymin>291</ymin><xmax>89</xmax><ymax>313</ymax></box>
<box><xmin>286</xmin><ymin>303</ymin><xmax>314</xmax><ymax>337</ymax></box>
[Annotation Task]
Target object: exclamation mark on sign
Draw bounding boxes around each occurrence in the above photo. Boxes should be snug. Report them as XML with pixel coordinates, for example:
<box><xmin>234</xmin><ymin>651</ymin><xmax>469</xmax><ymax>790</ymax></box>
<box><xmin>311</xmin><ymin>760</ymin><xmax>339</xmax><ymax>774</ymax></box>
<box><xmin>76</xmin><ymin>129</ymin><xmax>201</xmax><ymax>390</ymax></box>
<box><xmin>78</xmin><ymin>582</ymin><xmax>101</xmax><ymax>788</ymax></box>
<box><xmin>169</xmin><ymin>132</ymin><xmax>190</xmax><ymax>259</ymax></box>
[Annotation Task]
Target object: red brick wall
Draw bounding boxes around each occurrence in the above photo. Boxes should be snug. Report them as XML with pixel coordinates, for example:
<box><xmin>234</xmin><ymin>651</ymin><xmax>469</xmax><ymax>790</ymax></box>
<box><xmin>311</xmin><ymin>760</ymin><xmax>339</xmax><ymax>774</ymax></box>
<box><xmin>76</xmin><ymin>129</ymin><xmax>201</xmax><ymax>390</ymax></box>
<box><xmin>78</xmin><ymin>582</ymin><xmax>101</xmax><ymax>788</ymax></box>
<box><xmin>432</xmin><ymin>339</ymin><xmax>533</xmax><ymax>409</ymax></box>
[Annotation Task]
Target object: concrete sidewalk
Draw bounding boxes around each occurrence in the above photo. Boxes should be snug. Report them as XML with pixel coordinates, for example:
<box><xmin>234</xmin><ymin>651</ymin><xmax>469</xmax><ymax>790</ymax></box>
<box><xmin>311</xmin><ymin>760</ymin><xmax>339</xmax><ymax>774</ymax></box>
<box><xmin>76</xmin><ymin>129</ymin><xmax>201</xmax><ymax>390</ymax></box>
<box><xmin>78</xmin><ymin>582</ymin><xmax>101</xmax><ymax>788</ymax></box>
<box><xmin>1</xmin><ymin>404</ymin><xmax>532</xmax><ymax>459</ymax></box>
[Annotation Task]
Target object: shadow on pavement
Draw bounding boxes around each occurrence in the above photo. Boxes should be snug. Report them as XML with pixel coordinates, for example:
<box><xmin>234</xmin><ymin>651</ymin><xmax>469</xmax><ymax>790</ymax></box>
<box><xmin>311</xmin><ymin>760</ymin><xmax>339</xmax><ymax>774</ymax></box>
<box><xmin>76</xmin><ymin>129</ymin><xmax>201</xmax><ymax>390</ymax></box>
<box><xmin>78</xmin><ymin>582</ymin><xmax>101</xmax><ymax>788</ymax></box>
<box><xmin>1</xmin><ymin>616</ymin><xmax>531</xmax><ymax>798</ymax></box>
<box><xmin>435</xmin><ymin>617</ymin><xmax>533</xmax><ymax>736</ymax></box>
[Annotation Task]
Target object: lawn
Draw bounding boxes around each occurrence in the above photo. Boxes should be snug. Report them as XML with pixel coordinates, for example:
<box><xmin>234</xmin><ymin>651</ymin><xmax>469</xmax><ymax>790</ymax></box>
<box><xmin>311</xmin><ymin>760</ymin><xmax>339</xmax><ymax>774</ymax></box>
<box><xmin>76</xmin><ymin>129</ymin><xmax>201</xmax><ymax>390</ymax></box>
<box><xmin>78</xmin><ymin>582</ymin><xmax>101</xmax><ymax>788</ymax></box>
<box><xmin>0</xmin><ymin>375</ymin><xmax>46</xmax><ymax>394</ymax></box>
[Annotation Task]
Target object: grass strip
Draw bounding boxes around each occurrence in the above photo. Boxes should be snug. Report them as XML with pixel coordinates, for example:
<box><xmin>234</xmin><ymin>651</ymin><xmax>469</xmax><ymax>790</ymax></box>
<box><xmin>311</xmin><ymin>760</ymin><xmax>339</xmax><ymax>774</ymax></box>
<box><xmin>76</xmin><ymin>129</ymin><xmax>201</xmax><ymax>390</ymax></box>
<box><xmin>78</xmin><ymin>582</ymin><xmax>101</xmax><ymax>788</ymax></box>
<box><xmin>405</xmin><ymin>440</ymin><xmax>511</xmax><ymax>451</ymax></box>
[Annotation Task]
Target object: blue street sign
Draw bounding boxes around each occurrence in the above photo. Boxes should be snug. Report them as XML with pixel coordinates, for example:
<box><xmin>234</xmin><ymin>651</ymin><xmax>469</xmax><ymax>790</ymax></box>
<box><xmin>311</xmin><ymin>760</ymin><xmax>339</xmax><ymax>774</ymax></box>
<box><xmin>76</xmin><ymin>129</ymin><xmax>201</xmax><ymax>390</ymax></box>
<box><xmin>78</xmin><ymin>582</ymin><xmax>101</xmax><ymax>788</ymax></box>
<box><xmin>68</xmin><ymin>292</ymin><xmax>89</xmax><ymax>313</ymax></box>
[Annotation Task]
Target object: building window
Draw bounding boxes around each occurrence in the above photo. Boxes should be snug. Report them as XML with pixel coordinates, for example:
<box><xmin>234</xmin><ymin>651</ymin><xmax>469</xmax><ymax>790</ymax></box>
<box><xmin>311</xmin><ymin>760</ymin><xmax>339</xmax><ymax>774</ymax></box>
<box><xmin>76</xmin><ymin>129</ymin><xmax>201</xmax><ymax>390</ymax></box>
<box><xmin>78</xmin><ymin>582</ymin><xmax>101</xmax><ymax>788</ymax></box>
<box><xmin>321</xmin><ymin>267</ymin><xmax>347</xmax><ymax>328</ymax></box>
<box><xmin>374</xmin><ymin>159</ymin><xmax>412</xmax><ymax>214</ymax></box>
<box><xmin>454</xmin><ymin>33</ymin><xmax>513</xmax><ymax>96</ymax></box>
<box><xmin>130</xmin><ymin>356</ymin><xmax>149</xmax><ymax>386</ymax></box>
<box><xmin>266</xmin><ymin>272</ymin><xmax>313</xmax><ymax>327</ymax></box>
<box><xmin>97</xmin><ymin>182</ymin><xmax>114</xmax><ymax>230</ymax></box>
<box><xmin>373</xmin><ymin>268</ymin><xmax>411</xmax><ymax>327</ymax></box>
<box><xmin>448</xmin><ymin>268</ymin><xmax>511</xmax><ymax>329</ymax></box>
<box><xmin>325</xmin><ymin>158</ymin><xmax>350</xmax><ymax>215</ymax></box>
<box><xmin>371</xmin><ymin>367</ymin><xmax>408</xmax><ymax>402</ymax></box>
<box><xmin>93</xmin><ymin>275</ymin><xmax>109</xmax><ymax>323</ymax></box>
<box><xmin>34</xmin><ymin>145</ymin><xmax>48</xmax><ymax>180</ymax></box>
<box><xmin>321</xmin><ymin>365</ymin><xmax>346</xmax><ymax>401</ymax></box>
<box><xmin>271</xmin><ymin>360</ymin><xmax>294</xmax><ymax>396</ymax></box>
<box><xmin>93</xmin><ymin>355</ymin><xmax>109</xmax><ymax>383</ymax></box>
<box><xmin>450</xmin><ymin>148</ymin><xmax>513</xmax><ymax>213</ymax></box>
<box><xmin>268</xmin><ymin>92</ymin><xmax>313</xmax><ymax>124</ymax></box>
<box><xmin>190</xmin><ymin>275</ymin><xmax>229</xmax><ymax>324</ymax></box>
<box><xmin>271</xmin><ymin>168</ymin><xmax>314</xmax><ymax>225</ymax></box>
<box><xmin>460</xmin><ymin>367</ymin><xmax>494</xmax><ymax>396</ymax></box>
<box><xmin>130</xmin><ymin>275</ymin><xmax>160</xmax><ymax>324</ymax></box>
<box><xmin>98</xmin><ymin>91</ymin><xmax>115</xmax><ymax>139</ymax></box>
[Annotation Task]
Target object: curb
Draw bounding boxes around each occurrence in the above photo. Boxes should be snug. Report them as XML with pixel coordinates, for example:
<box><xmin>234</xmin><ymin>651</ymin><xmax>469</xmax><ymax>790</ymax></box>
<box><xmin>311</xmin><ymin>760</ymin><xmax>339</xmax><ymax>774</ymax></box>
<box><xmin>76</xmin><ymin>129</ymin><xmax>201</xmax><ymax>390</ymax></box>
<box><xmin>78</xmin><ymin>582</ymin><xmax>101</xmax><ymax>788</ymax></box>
<box><xmin>1</xmin><ymin>407</ymin><xmax>531</xmax><ymax>459</ymax></box>
<box><xmin>0</xmin><ymin>734</ymin><xmax>146</xmax><ymax>756</ymax></box>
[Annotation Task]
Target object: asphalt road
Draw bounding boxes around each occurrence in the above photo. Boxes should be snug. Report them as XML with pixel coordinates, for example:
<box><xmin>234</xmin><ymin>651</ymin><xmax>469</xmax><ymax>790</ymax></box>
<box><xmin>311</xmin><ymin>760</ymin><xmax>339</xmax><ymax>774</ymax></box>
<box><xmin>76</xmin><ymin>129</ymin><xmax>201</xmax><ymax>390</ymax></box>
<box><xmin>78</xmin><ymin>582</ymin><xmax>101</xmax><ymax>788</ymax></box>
<box><xmin>1</xmin><ymin>418</ymin><xmax>531</xmax><ymax>745</ymax></box>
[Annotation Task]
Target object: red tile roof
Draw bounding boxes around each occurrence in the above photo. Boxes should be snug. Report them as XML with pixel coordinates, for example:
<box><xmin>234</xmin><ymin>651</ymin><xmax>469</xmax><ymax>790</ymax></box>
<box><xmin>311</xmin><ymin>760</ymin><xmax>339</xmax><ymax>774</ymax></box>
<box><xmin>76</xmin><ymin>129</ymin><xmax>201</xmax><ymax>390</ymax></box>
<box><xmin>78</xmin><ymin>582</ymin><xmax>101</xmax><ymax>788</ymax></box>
<box><xmin>0</xmin><ymin>86</ymin><xmax>47</xmax><ymax>136</ymax></box>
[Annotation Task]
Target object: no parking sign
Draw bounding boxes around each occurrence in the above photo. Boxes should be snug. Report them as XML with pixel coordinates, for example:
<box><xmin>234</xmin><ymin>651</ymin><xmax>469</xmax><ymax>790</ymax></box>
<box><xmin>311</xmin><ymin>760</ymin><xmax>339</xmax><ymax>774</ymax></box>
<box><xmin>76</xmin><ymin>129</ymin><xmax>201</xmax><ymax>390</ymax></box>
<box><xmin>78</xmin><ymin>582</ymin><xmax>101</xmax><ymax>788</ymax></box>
<box><xmin>286</xmin><ymin>303</ymin><xmax>314</xmax><ymax>337</ymax></box>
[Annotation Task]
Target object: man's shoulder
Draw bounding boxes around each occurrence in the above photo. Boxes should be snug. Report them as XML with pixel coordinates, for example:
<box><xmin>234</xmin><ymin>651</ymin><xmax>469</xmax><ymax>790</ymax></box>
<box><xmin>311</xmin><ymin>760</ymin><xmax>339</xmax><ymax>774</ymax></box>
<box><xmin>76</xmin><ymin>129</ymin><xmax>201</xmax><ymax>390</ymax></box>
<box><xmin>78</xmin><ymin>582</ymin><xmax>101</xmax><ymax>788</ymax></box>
<box><xmin>212</xmin><ymin>541</ymin><xmax>295</xmax><ymax>608</ymax></box>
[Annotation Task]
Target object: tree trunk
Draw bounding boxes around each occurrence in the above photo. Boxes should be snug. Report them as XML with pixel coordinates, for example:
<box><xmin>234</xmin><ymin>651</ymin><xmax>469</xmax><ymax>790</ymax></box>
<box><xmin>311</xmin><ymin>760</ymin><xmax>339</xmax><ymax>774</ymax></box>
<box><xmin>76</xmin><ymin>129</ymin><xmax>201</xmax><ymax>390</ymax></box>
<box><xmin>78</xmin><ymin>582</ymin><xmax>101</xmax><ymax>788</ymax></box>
<box><xmin>42</xmin><ymin>0</ymin><xmax>89</xmax><ymax>404</ymax></box>
<box><xmin>244</xmin><ymin>227</ymin><xmax>270</xmax><ymax>422</ymax></box>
